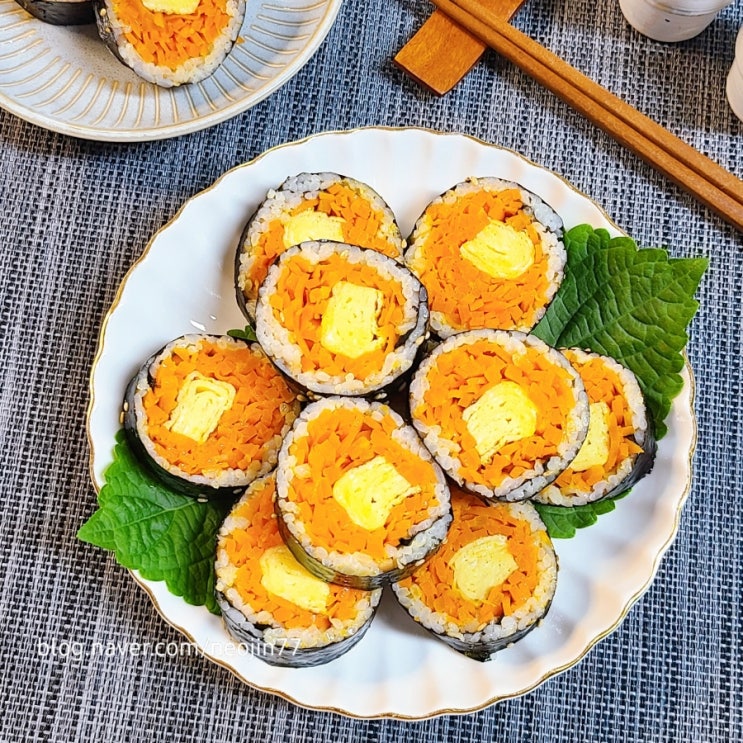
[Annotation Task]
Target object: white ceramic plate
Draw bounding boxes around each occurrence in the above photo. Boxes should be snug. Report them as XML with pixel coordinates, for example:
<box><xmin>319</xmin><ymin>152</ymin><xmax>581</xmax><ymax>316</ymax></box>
<box><xmin>0</xmin><ymin>0</ymin><xmax>341</xmax><ymax>141</ymax></box>
<box><xmin>87</xmin><ymin>127</ymin><xmax>696</xmax><ymax>719</ymax></box>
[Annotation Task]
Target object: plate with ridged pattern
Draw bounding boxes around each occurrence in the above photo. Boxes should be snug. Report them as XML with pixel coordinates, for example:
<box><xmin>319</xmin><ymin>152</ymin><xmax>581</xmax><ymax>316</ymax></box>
<box><xmin>0</xmin><ymin>0</ymin><xmax>341</xmax><ymax>141</ymax></box>
<box><xmin>88</xmin><ymin>128</ymin><xmax>696</xmax><ymax>718</ymax></box>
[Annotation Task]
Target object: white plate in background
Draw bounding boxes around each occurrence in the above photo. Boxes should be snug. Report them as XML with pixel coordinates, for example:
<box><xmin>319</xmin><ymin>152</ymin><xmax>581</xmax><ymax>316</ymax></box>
<box><xmin>0</xmin><ymin>0</ymin><xmax>341</xmax><ymax>141</ymax></box>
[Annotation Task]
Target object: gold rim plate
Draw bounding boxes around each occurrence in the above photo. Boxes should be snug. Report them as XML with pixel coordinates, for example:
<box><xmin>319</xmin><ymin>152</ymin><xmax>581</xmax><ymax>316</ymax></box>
<box><xmin>86</xmin><ymin>127</ymin><xmax>697</xmax><ymax>718</ymax></box>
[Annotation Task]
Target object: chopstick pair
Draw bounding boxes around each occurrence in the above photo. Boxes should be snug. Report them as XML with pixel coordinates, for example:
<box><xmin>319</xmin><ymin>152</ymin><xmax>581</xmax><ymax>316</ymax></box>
<box><xmin>431</xmin><ymin>0</ymin><xmax>743</xmax><ymax>233</ymax></box>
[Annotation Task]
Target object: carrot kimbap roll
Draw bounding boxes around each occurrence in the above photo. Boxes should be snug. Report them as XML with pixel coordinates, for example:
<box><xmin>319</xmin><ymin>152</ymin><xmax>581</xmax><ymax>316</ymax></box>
<box><xmin>123</xmin><ymin>334</ymin><xmax>300</xmax><ymax>498</ymax></box>
<box><xmin>392</xmin><ymin>486</ymin><xmax>557</xmax><ymax>661</ymax></box>
<box><xmin>94</xmin><ymin>0</ymin><xmax>246</xmax><ymax>87</ymax></box>
<box><xmin>236</xmin><ymin>173</ymin><xmax>405</xmax><ymax>321</ymax></box>
<box><xmin>255</xmin><ymin>241</ymin><xmax>429</xmax><ymax>398</ymax></box>
<box><xmin>534</xmin><ymin>349</ymin><xmax>656</xmax><ymax>506</ymax></box>
<box><xmin>215</xmin><ymin>475</ymin><xmax>382</xmax><ymax>667</ymax></box>
<box><xmin>275</xmin><ymin>397</ymin><xmax>452</xmax><ymax>589</ymax></box>
<box><xmin>409</xmin><ymin>329</ymin><xmax>589</xmax><ymax>502</ymax></box>
<box><xmin>404</xmin><ymin>177</ymin><xmax>565</xmax><ymax>337</ymax></box>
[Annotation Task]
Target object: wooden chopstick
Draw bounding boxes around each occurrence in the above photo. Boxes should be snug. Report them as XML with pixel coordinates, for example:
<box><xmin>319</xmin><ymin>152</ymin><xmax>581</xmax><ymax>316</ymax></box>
<box><xmin>432</xmin><ymin>0</ymin><xmax>743</xmax><ymax>232</ymax></box>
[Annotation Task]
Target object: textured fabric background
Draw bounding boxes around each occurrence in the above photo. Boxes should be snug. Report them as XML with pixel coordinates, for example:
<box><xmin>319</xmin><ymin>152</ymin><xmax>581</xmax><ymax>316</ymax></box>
<box><xmin>1</xmin><ymin>0</ymin><xmax>742</xmax><ymax>740</ymax></box>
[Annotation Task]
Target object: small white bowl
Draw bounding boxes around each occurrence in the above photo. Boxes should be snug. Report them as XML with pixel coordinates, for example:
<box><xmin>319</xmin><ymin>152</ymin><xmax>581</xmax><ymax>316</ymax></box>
<box><xmin>619</xmin><ymin>0</ymin><xmax>732</xmax><ymax>42</ymax></box>
<box><xmin>726</xmin><ymin>26</ymin><xmax>743</xmax><ymax>122</ymax></box>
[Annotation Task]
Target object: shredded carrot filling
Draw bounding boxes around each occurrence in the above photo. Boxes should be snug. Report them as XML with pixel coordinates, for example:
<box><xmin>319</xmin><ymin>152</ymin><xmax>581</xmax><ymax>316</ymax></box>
<box><xmin>553</xmin><ymin>352</ymin><xmax>644</xmax><ymax>493</ymax></box>
<box><xmin>142</xmin><ymin>339</ymin><xmax>297</xmax><ymax>475</ymax></box>
<box><xmin>111</xmin><ymin>0</ymin><xmax>232</xmax><ymax>71</ymax></box>
<box><xmin>268</xmin><ymin>252</ymin><xmax>409</xmax><ymax>379</ymax></box>
<box><xmin>285</xmin><ymin>407</ymin><xmax>442</xmax><ymax>561</ymax></box>
<box><xmin>397</xmin><ymin>488</ymin><xmax>543</xmax><ymax>625</ymax></box>
<box><xmin>221</xmin><ymin>477</ymin><xmax>369</xmax><ymax>631</ymax></box>
<box><xmin>413</xmin><ymin>338</ymin><xmax>578</xmax><ymax>487</ymax></box>
<box><xmin>246</xmin><ymin>182</ymin><xmax>401</xmax><ymax>296</ymax></box>
<box><xmin>413</xmin><ymin>188</ymin><xmax>552</xmax><ymax>331</ymax></box>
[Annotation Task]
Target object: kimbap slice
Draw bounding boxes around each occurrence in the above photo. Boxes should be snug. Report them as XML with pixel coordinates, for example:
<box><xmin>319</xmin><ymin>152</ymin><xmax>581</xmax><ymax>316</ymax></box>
<box><xmin>94</xmin><ymin>0</ymin><xmax>246</xmax><ymax>87</ymax></box>
<box><xmin>123</xmin><ymin>334</ymin><xmax>300</xmax><ymax>498</ymax></box>
<box><xmin>409</xmin><ymin>329</ymin><xmax>590</xmax><ymax>502</ymax></box>
<box><xmin>534</xmin><ymin>348</ymin><xmax>656</xmax><ymax>506</ymax></box>
<box><xmin>404</xmin><ymin>177</ymin><xmax>565</xmax><ymax>338</ymax></box>
<box><xmin>392</xmin><ymin>486</ymin><xmax>558</xmax><ymax>662</ymax></box>
<box><xmin>255</xmin><ymin>241</ymin><xmax>429</xmax><ymax>399</ymax></box>
<box><xmin>275</xmin><ymin>397</ymin><xmax>452</xmax><ymax>590</ymax></box>
<box><xmin>235</xmin><ymin>172</ymin><xmax>405</xmax><ymax>321</ymax></box>
<box><xmin>216</xmin><ymin>475</ymin><xmax>382</xmax><ymax>667</ymax></box>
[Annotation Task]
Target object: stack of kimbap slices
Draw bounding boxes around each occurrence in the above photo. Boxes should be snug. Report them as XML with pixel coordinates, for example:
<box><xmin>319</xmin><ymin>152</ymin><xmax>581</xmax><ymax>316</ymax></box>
<box><xmin>120</xmin><ymin>171</ymin><xmax>658</xmax><ymax>667</ymax></box>
<box><xmin>16</xmin><ymin>0</ymin><xmax>245</xmax><ymax>84</ymax></box>
<box><xmin>212</xmin><ymin>395</ymin><xmax>451</xmax><ymax>666</ymax></box>
<box><xmin>394</xmin><ymin>333</ymin><xmax>655</xmax><ymax>659</ymax></box>
<box><xmin>236</xmin><ymin>173</ymin><xmax>405</xmax><ymax>321</ymax></box>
